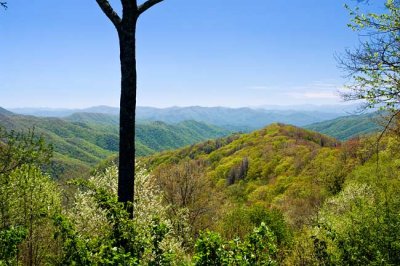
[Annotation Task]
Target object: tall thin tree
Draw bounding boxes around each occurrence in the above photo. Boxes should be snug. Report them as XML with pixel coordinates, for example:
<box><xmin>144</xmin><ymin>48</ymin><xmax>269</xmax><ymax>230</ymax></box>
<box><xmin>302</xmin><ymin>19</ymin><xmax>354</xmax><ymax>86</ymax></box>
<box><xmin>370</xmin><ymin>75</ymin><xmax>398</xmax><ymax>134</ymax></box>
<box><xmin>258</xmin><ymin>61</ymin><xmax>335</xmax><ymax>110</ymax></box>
<box><xmin>95</xmin><ymin>0</ymin><xmax>164</xmax><ymax>215</ymax></box>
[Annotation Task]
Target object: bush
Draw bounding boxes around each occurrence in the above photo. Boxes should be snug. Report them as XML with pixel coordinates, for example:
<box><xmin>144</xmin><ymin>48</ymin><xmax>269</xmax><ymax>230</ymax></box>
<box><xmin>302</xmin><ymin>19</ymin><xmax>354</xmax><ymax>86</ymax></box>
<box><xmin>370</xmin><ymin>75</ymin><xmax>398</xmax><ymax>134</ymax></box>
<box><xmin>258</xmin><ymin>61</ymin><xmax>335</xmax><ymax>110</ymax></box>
<box><xmin>194</xmin><ymin>222</ymin><xmax>277</xmax><ymax>265</ymax></box>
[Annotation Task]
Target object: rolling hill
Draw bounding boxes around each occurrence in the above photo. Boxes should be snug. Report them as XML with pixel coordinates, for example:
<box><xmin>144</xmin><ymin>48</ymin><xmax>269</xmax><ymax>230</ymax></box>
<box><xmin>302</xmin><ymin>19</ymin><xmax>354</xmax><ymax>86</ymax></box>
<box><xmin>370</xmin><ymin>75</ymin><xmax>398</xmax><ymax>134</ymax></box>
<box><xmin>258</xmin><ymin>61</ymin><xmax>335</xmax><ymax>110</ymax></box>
<box><xmin>142</xmin><ymin>123</ymin><xmax>345</xmax><ymax>236</ymax></box>
<box><xmin>305</xmin><ymin>112</ymin><xmax>383</xmax><ymax>140</ymax></box>
<box><xmin>0</xmin><ymin>109</ymin><xmax>232</xmax><ymax>179</ymax></box>
<box><xmin>142</xmin><ymin>118</ymin><xmax>400</xmax><ymax>265</ymax></box>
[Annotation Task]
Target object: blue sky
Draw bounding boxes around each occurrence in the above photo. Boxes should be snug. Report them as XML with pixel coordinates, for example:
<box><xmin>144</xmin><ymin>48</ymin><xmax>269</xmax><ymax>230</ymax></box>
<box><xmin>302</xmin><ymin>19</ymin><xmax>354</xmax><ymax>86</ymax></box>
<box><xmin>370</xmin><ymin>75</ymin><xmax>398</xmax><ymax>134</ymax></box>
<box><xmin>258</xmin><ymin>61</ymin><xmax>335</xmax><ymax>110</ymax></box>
<box><xmin>0</xmin><ymin>0</ymin><xmax>383</xmax><ymax>108</ymax></box>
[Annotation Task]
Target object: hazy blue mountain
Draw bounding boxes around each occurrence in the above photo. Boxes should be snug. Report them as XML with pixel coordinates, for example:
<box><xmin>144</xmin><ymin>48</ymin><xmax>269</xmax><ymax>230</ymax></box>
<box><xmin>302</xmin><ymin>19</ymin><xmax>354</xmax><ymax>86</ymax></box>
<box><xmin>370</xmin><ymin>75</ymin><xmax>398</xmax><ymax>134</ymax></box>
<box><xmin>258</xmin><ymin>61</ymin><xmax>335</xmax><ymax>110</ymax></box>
<box><xmin>82</xmin><ymin>106</ymin><xmax>119</xmax><ymax>115</ymax></box>
<box><xmin>65</xmin><ymin>112</ymin><xmax>119</xmax><ymax>126</ymax></box>
<box><xmin>136</xmin><ymin>106</ymin><xmax>342</xmax><ymax>130</ymax></box>
<box><xmin>9</xmin><ymin>107</ymin><xmax>78</xmax><ymax>117</ymax></box>
<box><xmin>305</xmin><ymin>112</ymin><xmax>383</xmax><ymax>140</ymax></box>
<box><xmin>257</xmin><ymin>103</ymin><xmax>362</xmax><ymax>113</ymax></box>
<box><xmin>9</xmin><ymin>106</ymin><xmax>119</xmax><ymax>117</ymax></box>
<box><xmin>11</xmin><ymin>106</ymin><xmax>344</xmax><ymax>130</ymax></box>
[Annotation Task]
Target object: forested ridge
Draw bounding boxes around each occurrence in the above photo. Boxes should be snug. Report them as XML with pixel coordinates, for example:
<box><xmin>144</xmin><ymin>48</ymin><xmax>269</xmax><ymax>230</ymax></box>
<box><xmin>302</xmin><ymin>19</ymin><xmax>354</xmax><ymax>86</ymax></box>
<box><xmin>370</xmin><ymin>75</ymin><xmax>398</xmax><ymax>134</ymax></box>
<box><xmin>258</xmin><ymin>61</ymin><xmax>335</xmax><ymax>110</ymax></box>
<box><xmin>1</xmin><ymin>107</ymin><xmax>383</xmax><ymax>181</ymax></box>
<box><xmin>1</xmin><ymin>119</ymin><xmax>400</xmax><ymax>264</ymax></box>
<box><xmin>305</xmin><ymin>111</ymin><xmax>383</xmax><ymax>140</ymax></box>
<box><xmin>0</xmin><ymin>110</ymin><xmax>231</xmax><ymax>180</ymax></box>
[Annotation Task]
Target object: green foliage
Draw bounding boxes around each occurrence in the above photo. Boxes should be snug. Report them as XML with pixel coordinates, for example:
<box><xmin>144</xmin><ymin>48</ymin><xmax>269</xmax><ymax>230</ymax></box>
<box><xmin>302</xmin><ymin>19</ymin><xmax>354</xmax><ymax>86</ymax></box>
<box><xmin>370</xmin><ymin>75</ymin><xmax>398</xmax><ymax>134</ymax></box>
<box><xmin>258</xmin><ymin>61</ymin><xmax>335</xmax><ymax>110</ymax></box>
<box><xmin>286</xmin><ymin>135</ymin><xmax>400</xmax><ymax>265</ymax></box>
<box><xmin>0</xmin><ymin>226</ymin><xmax>27</xmax><ymax>265</ymax></box>
<box><xmin>305</xmin><ymin>111</ymin><xmax>383</xmax><ymax>140</ymax></box>
<box><xmin>194</xmin><ymin>231</ymin><xmax>226</xmax><ymax>265</ymax></box>
<box><xmin>135</xmin><ymin>120</ymin><xmax>232</xmax><ymax>156</ymax></box>
<box><xmin>312</xmin><ymin>181</ymin><xmax>400</xmax><ymax>265</ymax></box>
<box><xmin>3</xmin><ymin>118</ymin><xmax>400</xmax><ymax>264</ymax></box>
<box><xmin>218</xmin><ymin>205</ymin><xmax>291</xmax><ymax>248</ymax></box>
<box><xmin>145</xmin><ymin>124</ymin><xmax>343</xmax><ymax>229</ymax></box>
<box><xmin>194</xmin><ymin>223</ymin><xmax>277</xmax><ymax>266</ymax></box>
<box><xmin>0</xmin><ymin>128</ymin><xmax>60</xmax><ymax>265</ymax></box>
<box><xmin>53</xmin><ymin>214</ymin><xmax>92</xmax><ymax>265</ymax></box>
<box><xmin>0</xmin><ymin>127</ymin><xmax>52</xmax><ymax>174</ymax></box>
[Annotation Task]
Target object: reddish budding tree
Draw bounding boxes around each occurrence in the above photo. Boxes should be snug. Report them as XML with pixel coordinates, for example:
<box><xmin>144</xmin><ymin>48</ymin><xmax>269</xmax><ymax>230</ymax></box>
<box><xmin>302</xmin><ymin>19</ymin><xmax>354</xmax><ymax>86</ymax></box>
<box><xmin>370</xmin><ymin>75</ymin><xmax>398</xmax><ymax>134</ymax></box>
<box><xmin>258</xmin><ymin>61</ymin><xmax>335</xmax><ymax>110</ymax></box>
<box><xmin>95</xmin><ymin>0</ymin><xmax>164</xmax><ymax>215</ymax></box>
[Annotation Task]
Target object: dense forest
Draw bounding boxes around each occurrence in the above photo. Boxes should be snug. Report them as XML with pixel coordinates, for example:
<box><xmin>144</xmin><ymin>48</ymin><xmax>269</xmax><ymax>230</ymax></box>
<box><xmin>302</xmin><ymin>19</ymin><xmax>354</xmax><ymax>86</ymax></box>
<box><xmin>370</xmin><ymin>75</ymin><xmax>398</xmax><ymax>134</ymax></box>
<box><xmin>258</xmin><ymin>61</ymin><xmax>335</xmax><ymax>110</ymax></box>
<box><xmin>1</xmin><ymin>118</ymin><xmax>400</xmax><ymax>264</ymax></box>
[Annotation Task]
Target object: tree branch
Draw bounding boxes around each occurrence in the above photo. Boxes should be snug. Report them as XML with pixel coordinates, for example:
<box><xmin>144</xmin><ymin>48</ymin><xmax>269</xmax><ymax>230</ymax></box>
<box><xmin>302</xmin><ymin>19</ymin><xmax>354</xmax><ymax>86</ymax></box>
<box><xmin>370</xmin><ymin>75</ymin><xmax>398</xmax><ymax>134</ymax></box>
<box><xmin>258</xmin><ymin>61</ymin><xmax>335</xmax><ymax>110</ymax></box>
<box><xmin>95</xmin><ymin>0</ymin><xmax>121</xmax><ymax>28</ymax></box>
<box><xmin>138</xmin><ymin>0</ymin><xmax>164</xmax><ymax>15</ymax></box>
<box><xmin>0</xmin><ymin>2</ymin><xmax>7</xmax><ymax>9</ymax></box>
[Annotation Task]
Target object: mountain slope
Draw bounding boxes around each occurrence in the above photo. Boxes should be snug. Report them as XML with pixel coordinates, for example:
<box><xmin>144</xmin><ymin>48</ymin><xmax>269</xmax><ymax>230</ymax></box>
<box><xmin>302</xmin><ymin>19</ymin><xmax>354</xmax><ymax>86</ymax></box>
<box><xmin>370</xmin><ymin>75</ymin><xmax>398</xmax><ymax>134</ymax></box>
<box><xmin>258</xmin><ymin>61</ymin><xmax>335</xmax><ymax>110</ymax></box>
<box><xmin>305</xmin><ymin>112</ymin><xmax>383</xmax><ymax>140</ymax></box>
<box><xmin>136</xmin><ymin>120</ymin><xmax>230</xmax><ymax>156</ymax></box>
<box><xmin>0</xmin><ymin>107</ymin><xmax>14</xmax><ymax>116</ymax></box>
<box><xmin>144</xmin><ymin>123</ymin><xmax>346</xmax><ymax>233</ymax></box>
<box><xmin>0</xmin><ymin>109</ymin><xmax>232</xmax><ymax>178</ymax></box>
<box><xmin>65</xmin><ymin>112</ymin><xmax>119</xmax><ymax>126</ymax></box>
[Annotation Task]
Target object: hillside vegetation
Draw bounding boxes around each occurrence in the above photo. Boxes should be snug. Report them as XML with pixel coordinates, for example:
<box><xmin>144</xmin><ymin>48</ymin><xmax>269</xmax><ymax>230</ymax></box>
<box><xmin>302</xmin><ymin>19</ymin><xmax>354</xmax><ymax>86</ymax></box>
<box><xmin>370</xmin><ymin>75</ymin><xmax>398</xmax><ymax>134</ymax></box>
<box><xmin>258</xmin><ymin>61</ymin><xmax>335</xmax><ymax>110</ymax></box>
<box><xmin>305</xmin><ymin>112</ymin><xmax>382</xmax><ymax>140</ymax></box>
<box><xmin>0</xmin><ymin>110</ymin><xmax>231</xmax><ymax>179</ymax></box>
<box><xmin>1</xmin><ymin>118</ymin><xmax>400</xmax><ymax>264</ymax></box>
<box><xmin>144</xmin><ymin>123</ymin><xmax>342</xmax><ymax>233</ymax></box>
<box><xmin>141</xmin><ymin>122</ymin><xmax>400</xmax><ymax>264</ymax></box>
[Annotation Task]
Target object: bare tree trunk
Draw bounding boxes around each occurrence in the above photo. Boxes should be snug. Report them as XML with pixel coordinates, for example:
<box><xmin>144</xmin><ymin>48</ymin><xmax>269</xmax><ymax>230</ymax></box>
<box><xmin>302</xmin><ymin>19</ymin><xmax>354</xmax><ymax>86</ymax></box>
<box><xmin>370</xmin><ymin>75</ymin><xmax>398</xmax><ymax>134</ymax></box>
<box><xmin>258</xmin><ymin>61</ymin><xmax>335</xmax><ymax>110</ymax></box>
<box><xmin>117</xmin><ymin>18</ymin><xmax>137</xmax><ymax>216</ymax></box>
<box><xmin>96</xmin><ymin>0</ymin><xmax>163</xmax><ymax>217</ymax></box>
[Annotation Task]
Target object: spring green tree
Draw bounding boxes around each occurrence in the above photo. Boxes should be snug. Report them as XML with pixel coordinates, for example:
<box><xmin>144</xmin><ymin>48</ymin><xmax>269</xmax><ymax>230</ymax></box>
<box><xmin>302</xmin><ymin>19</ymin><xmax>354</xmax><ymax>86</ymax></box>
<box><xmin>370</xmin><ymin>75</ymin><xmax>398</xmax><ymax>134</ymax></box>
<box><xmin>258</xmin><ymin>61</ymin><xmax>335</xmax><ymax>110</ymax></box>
<box><xmin>0</xmin><ymin>128</ymin><xmax>60</xmax><ymax>265</ymax></box>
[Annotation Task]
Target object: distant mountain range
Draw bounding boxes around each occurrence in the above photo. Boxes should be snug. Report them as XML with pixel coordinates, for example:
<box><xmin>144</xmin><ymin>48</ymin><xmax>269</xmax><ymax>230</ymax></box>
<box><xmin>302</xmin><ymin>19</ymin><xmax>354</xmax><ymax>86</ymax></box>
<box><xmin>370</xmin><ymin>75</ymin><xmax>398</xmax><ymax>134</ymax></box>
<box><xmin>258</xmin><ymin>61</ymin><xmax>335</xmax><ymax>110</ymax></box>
<box><xmin>257</xmin><ymin>103</ymin><xmax>361</xmax><ymax>113</ymax></box>
<box><xmin>11</xmin><ymin>105</ymin><xmax>352</xmax><ymax>131</ymax></box>
<box><xmin>9</xmin><ymin>105</ymin><xmax>119</xmax><ymax>117</ymax></box>
<box><xmin>1</xmin><ymin>105</ymin><xmax>385</xmax><ymax>179</ymax></box>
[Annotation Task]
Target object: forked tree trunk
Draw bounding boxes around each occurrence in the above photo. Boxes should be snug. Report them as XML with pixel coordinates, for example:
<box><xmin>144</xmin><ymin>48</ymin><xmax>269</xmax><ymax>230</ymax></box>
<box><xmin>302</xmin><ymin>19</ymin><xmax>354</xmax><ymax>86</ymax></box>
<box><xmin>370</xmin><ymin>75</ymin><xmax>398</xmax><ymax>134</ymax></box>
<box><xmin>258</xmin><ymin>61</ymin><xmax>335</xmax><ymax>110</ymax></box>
<box><xmin>96</xmin><ymin>0</ymin><xmax>164</xmax><ymax>218</ymax></box>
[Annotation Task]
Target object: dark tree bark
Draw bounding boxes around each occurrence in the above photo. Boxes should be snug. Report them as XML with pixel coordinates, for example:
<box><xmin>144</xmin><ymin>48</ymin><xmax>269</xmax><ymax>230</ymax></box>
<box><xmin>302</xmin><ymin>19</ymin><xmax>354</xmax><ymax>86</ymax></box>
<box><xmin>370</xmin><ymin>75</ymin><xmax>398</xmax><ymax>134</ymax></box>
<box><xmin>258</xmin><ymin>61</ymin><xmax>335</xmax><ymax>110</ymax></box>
<box><xmin>95</xmin><ymin>0</ymin><xmax>164</xmax><ymax>216</ymax></box>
